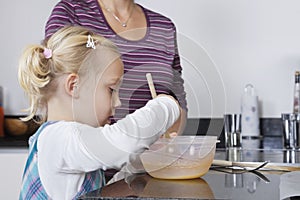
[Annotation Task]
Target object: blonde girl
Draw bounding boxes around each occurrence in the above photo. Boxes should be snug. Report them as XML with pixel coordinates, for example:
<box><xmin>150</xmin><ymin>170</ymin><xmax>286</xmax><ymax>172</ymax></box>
<box><xmin>18</xmin><ymin>25</ymin><xmax>180</xmax><ymax>199</ymax></box>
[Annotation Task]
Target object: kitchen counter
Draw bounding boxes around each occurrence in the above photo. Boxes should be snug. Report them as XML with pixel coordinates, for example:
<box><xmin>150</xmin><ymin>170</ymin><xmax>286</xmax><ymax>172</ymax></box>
<box><xmin>79</xmin><ymin>147</ymin><xmax>300</xmax><ymax>200</ymax></box>
<box><xmin>0</xmin><ymin>118</ymin><xmax>282</xmax><ymax>148</ymax></box>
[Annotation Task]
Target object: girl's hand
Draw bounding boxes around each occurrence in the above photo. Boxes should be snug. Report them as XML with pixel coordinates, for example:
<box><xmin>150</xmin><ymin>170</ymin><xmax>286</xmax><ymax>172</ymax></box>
<box><xmin>161</xmin><ymin>132</ymin><xmax>177</xmax><ymax>138</ymax></box>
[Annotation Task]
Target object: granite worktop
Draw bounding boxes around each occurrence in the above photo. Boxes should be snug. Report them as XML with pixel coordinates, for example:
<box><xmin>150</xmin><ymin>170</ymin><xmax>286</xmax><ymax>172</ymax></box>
<box><xmin>79</xmin><ymin>148</ymin><xmax>300</xmax><ymax>200</ymax></box>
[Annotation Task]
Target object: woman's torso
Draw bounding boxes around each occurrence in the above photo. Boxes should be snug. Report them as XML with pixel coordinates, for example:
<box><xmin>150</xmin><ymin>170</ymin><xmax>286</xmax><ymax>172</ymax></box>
<box><xmin>45</xmin><ymin>0</ymin><xmax>186</xmax><ymax>121</ymax></box>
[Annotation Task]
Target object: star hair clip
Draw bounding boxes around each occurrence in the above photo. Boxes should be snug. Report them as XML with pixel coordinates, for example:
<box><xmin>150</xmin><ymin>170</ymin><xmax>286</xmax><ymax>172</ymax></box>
<box><xmin>86</xmin><ymin>34</ymin><xmax>96</xmax><ymax>49</ymax></box>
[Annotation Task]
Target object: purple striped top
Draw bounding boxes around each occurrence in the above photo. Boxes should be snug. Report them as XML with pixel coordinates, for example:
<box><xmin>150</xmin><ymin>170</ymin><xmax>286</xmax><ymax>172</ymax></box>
<box><xmin>45</xmin><ymin>0</ymin><xmax>187</xmax><ymax>121</ymax></box>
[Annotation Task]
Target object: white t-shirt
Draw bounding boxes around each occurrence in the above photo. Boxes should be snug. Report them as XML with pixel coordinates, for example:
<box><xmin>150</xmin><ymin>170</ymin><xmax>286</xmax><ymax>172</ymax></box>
<box><xmin>35</xmin><ymin>96</ymin><xmax>179</xmax><ymax>199</ymax></box>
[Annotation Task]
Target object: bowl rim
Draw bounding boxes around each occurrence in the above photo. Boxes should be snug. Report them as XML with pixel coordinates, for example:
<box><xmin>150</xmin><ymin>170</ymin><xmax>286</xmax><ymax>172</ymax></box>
<box><xmin>144</xmin><ymin>135</ymin><xmax>217</xmax><ymax>157</ymax></box>
<box><xmin>155</xmin><ymin>135</ymin><xmax>218</xmax><ymax>144</ymax></box>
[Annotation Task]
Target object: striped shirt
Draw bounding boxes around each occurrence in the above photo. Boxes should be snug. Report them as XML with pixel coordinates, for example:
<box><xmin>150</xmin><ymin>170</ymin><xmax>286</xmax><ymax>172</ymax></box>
<box><xmin>45</xmin><ymin>0</ymin><xmax>187</xmax><ymax>121</ymax></box>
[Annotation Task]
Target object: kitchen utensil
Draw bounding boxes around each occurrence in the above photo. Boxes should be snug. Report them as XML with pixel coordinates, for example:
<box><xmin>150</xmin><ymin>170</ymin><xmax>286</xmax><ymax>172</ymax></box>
<box><xmin>212</xmin><ymin>164</ymin><xmax>271</xmax><ymax>183</ymax></box>
<box><xmin>146</xmin><ymin>73</ymin><xmax>157</xmax><ymax>99</ymax></box>
<box><xmin>241</xmin><ymin>84</ymin><xmax>260</xmax><ymax>137</ymax></box>
<box><xmin>224</xmin><ymin>114</ymin><xmax>242</xmax><ymax>148</ymax></box>
<box><xmin>146</xmin><ymin>73</ymin><xmax>170</xmax><ymax>138</ymax></box>
<box><xmin>212</xmin><ymin>159</ymin><xmax>300</xmax><ymax>172</ymax></box>
<box><xmin>212</xmin><ymin>160</ymin><xmax>271</xmax><ymax>183</ymax></box>
<box><xmin>140</xmin><ymin>136</ymin><xmax>218</xmax><ymax>179</ymax></box>
<box><xmin>282</xmin><ymin>113</ymin><xmax>300</xmax><ymax>149</ymax></box>
<box><xmin>212</xmin><ymin>160</ymin><xmax>268</xmax><ymax>171</ymax></box>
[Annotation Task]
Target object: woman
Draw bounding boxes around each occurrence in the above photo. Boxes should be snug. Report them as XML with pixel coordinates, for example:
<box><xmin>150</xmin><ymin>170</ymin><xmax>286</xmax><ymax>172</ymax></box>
<box><xmin>45</xmin><ymin>0</ymin><xmax>187</xmax><ymax>134</ymax></box>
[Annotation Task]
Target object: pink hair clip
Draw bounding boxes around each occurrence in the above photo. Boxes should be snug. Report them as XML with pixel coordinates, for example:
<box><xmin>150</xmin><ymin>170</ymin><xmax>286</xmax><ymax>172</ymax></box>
<box><xmin>43</xmin><ymin>48</ymin><xmax>52</xmax><ymax>59</ymax></box>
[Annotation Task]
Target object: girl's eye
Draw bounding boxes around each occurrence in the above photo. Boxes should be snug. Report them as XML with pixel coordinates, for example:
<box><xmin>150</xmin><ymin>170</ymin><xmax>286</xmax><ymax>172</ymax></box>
<box><xmin>109</xmin><ymin>88</ymin><xmax>116</xmax><ymax>94</ymax></box>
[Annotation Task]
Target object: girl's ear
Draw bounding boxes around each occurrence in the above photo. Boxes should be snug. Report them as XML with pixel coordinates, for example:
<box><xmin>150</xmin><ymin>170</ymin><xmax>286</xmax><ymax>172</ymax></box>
<box><xmin>65</xmin><ymin>73</ymin><xmax>79</xmax><ymax>98</ymax></box>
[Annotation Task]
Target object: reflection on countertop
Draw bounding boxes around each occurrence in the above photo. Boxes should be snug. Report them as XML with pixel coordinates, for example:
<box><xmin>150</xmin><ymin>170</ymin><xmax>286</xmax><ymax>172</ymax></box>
<box><xmin>79</xmin><ymin>170</ymin><xmax>300</xmax><ymax>200</ymax></box>
<box><xmin>79</xmin><ymin>148</ymin><xmax>300</xmax><ymax>200</ymax></box>
<box><xmin>97</xmin><ymin>175</ymin><xmax>215</xmax><ymax>199</ymax></box>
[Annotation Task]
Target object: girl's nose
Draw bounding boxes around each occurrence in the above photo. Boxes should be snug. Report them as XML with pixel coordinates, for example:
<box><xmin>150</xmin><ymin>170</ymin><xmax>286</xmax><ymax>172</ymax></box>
<box><xmin>114</xmin><ymin>97</ymin><xmax>121</xmax><ymax>108</ymax></box>
<box><xmin>111</xmin><ymin>95</ymin><xmax>121</xmax><ymax>117</ymax></box>
<box><xmin>113</xmin><ymin>94</ymin><xmax>121</xmax><ymax>109</ymax></box>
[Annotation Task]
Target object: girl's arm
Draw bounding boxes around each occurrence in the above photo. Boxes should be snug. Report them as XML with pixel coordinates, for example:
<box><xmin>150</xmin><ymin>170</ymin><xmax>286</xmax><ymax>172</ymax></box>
<box><xmin>60</xmin><ymin>96</ymin><xmax>180</xmax><ymax>172</ymax></box>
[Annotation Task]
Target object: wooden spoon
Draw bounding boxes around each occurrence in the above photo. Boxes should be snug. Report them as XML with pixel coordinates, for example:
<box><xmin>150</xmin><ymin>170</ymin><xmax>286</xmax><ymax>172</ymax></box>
<box><xmin>146</xmin><ymin>73</ymin><xmax>170</xmax><ymax>138</ymax></box>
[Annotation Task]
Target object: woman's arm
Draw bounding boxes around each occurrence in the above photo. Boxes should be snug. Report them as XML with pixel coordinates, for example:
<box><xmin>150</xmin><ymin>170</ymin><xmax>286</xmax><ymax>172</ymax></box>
<box><xmin>165</xmin><ymin>24</ymin><xmax>188</xmax><ymax>135</ymax></box>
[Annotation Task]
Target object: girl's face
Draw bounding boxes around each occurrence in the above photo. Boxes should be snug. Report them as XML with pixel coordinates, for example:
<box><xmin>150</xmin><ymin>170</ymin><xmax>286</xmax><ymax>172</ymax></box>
<box><xmin>94</xmin><ymin>58</ymin><xmax>123</xmax><ymax>126</ymax></box>
<box><xmin>72</xmin><ymin>48</ymin><xmax>123</xmax><ymax>127</ymax></box>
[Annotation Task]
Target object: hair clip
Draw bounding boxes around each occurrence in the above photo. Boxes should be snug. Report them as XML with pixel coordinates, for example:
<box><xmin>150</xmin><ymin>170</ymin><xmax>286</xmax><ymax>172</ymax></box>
<box><xmin>43</xmin><ymin>48</ymin><xmax>52</xmax><ymax>59</ymax></box>
<box><xmin>86</xmin><ymin>35</ymin><xmax>96</xmax><ymax>49</ymax></box>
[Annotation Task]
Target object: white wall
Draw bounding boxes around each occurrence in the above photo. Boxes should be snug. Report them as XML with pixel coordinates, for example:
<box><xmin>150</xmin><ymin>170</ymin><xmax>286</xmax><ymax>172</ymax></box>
<box><xmin>0</xmin><ymin>1</ymin><xmax>56</xmax><ymax>197</ymax></box>
<box><xmin>0</xmin><ymin>0</ymin><xmax>58</xmax><ymax>116</ymax></box>
<box><xmin>1</xmin><ymin>0</ymin><xmax>300</xmax><ymax>118</ymax></box>
<box><xmin>0</xmin><ymin>149</ymin><xmax>27</xmax><ymax>199</ymax></box>
<box><xmin>138</xmin><ymin>0</ymin><xmax>300</xmax><ymax>118</ymax></box>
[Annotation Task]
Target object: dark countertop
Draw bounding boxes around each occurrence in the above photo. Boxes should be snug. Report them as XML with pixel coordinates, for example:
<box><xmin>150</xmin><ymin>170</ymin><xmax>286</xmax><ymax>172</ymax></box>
<box><xmin>79</xmin><ymin>147</ymin><xmax>300</xmax><ymax>200</ymax></box>
<box><xmin>0</xmin><ymin>118</ymin><xmax>283</xmax><ymax>148</ymax></box>
<box><xmin>0</xmin><ymin>136</ymin><xmax>29</xmax><ymax>147</ymax></box>
<box><xmin>79</xmin><ymin>172</ymin><xmax>295</xmax><ymax>200</ymax></box>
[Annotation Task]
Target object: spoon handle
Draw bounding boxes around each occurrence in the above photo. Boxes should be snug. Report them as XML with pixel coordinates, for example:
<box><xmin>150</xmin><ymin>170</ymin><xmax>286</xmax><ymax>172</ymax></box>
<box><xmin>146</xmin><ymin>73</ymin><xmax>170</xmax><ymax>138</ymax></box>
<box><xmin>146</xmin><ymin>73</ymin><xmax>157</xmax><ymax>98</ymax></box>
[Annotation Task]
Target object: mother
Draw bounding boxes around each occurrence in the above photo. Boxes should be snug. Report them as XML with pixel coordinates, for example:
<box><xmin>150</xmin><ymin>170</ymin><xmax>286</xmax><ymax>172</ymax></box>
<box><xmin>45</xmin><ymin>0</ymin><xmax>187</xmax><ymax>134</ymax></box>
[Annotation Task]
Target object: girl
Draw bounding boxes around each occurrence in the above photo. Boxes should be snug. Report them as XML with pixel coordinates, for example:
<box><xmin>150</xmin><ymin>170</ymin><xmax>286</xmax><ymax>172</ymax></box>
<box><xmin>18</xmin><ymin>26</ymin><xmax>180</xmax><ymax>200</ymax></box>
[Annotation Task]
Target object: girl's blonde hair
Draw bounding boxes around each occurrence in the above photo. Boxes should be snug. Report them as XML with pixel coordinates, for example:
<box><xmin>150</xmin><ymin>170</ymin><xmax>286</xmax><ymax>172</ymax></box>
<box><xmin>18</xmin><ymin>25</ymin><xmax>119</xmax><ymax>123</ymax></box>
